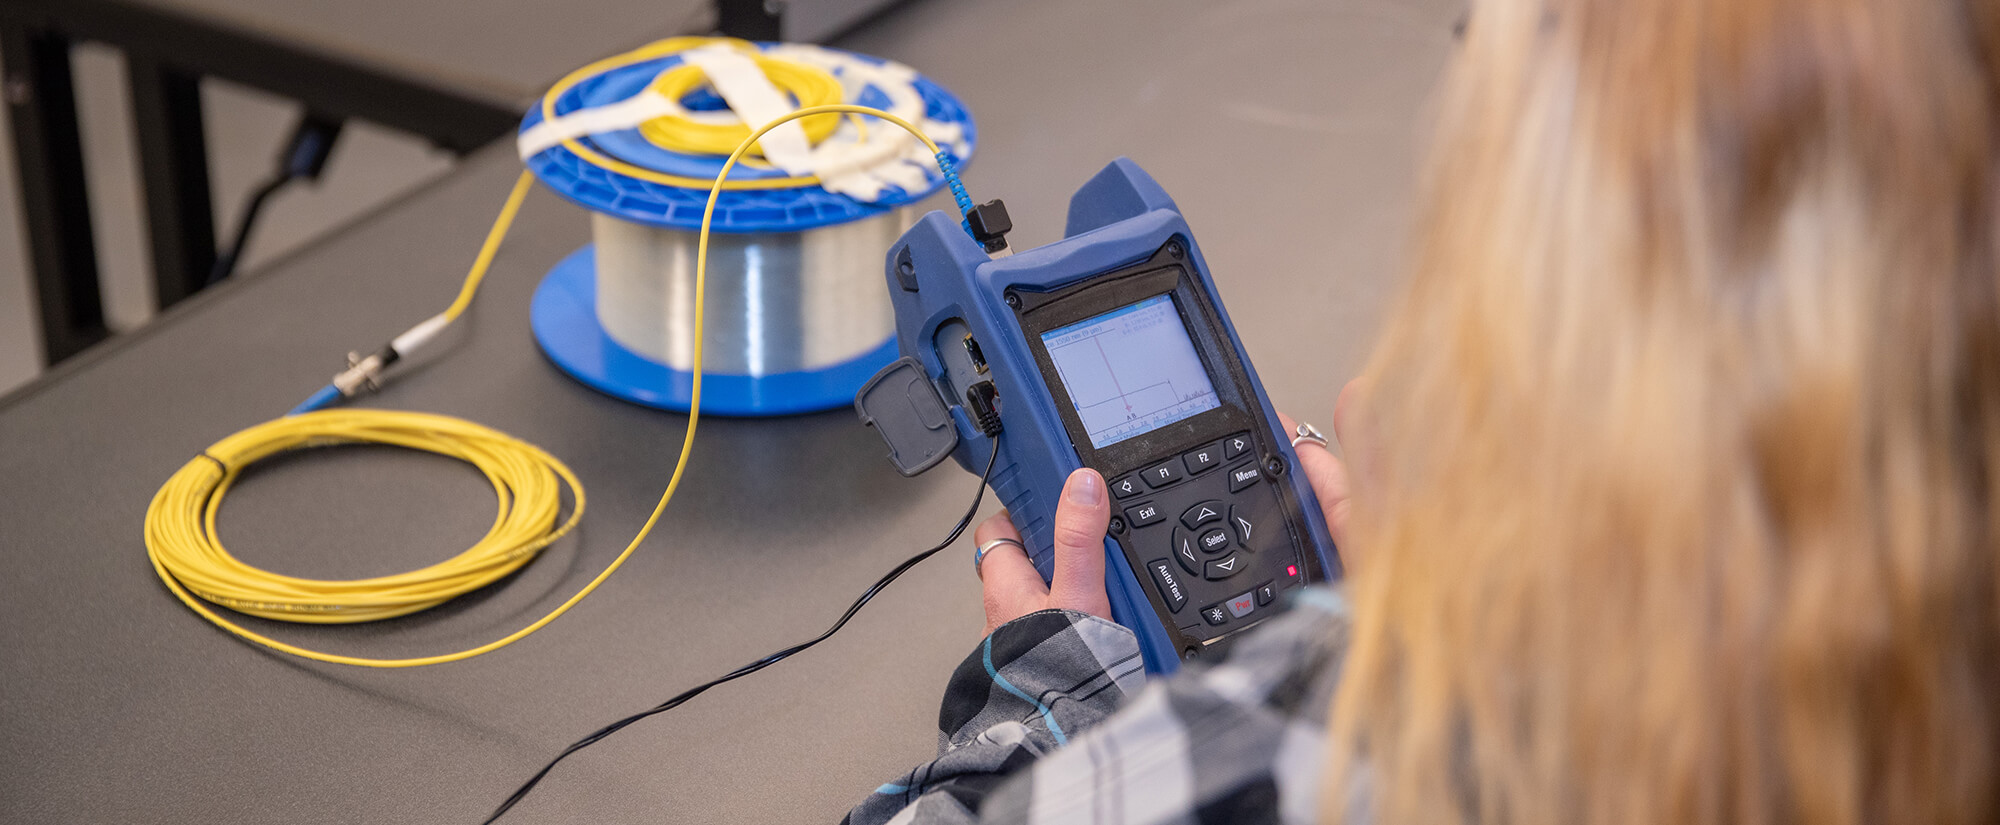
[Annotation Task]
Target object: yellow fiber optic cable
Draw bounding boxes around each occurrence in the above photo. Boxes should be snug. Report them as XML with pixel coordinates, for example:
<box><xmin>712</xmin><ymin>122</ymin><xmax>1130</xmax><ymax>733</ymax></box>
<box><xmin>144</xmin><ymin>104</ymin><xmax>953</xmax><ymax>667</ymax></box>
<box><xmin>540</xmin><ymin>37</ymin><xmax>899</xmax><ymax>192</ymax></box>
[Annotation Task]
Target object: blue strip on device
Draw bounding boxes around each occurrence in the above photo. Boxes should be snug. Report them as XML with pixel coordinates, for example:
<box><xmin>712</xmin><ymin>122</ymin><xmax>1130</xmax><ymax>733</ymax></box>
<box><xmin>855</xmin><ymin>159</ymin><xmax>1342</xmax><ymax>674</ymax></box>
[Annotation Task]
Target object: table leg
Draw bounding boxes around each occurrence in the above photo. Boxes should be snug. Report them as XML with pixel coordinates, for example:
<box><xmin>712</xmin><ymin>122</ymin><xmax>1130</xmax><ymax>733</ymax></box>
<box><xmin>127</xmin><ymin>53</ymin><xmax>216</xmax><ymax>308</ymax></box>
<box><xmin>1</xmin><ymin>23</ymin><xmax>107</xmax><ymax>364</ymax></box>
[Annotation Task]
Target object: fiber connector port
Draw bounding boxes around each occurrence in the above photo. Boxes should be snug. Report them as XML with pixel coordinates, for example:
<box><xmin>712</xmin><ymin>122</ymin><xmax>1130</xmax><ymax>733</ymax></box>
<box><xmin>962</xmin><ymin>334</ymin><xmax>989</xmax><ymax>374</ymax></box>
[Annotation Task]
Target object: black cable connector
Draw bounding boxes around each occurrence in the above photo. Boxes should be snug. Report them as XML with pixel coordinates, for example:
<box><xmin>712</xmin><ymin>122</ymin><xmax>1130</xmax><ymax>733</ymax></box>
<box><xmin>209</xmin><ymin>113</ymin><xmax>345</xmax><ymax>285</ymax></box>
<box><xmin>965</xmin><ymin>380</ymin><xmax>1003</xmax><ymax>437</ymax></box>
<box><xmin>964</xmin><ymin>199</ymin><xmax>1012</xmax><ymax>254</ymax></box>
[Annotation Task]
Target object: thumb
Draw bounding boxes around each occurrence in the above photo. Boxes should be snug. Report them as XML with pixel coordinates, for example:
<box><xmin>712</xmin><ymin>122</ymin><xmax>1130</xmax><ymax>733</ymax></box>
<box><xmin>1047</xmin><ymin>469</ymin><xmax>1112</xmax><ymax>619</ymax></box>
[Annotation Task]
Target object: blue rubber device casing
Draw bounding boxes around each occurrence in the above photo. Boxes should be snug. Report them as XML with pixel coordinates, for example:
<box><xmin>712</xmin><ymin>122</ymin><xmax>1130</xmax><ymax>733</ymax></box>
<box><xmin>865</xmin><ymin>159</ymin><xmax>1341</xmax><ymax>674</ymax></box>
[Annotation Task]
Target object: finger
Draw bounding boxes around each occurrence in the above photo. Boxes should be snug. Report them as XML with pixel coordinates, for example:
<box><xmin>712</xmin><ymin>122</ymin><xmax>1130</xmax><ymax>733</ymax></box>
<box><xmin>1047</xmin><ymin>469</ymin><xmax>1112</xmax><ymax>619</ymax></box>
<box><xmin>1281</xmin><ymin>410</ymin><xmax>1354</xmax><ymax>549</ymax></box>
<box><xmin>973</xmin><ymin>512</ymin><xmax>1049</xmax><ymax>632</ymax></box>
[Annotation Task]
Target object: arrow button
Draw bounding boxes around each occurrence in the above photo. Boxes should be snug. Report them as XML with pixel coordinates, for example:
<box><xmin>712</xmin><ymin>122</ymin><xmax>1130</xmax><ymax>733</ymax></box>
<box><xmin>1229</xmin><ymin>505</ymin><xmax>1256</xmax><ymax>544</ymax></box>
<box><xmin>1172</xmin><ymin>528</ymin><xmax>1203</xmax><ymax>576</ymax></box>
<box><xmin>1223</xmin><ymin>432</ymin><xmax>1252</xmax><ymax>459</ymax></box>
<box><xmin>1204</xmin><ymin>554</ymin><xmax>1245</xmax><ymax>581</ymax></box>
<box><xmin>1180</xmin><ymin>500</ymin><xmax>1225</xmax><ymax>530</ymax></box>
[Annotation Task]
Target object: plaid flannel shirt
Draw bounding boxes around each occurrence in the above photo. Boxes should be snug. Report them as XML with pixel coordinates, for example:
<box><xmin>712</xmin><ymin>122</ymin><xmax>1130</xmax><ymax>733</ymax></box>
<box><xmin>846</xmin><ymin>588</ymin><xmax>1351</xmax><ymax>825</ymax></box>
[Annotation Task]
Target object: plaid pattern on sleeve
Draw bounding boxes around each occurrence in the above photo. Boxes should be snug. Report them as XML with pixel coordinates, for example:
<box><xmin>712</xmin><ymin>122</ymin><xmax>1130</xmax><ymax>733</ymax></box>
<box><xmin>846</xmin><ymin>588</ymin><xmax>1352</xmax><ymax>825</ymax></box>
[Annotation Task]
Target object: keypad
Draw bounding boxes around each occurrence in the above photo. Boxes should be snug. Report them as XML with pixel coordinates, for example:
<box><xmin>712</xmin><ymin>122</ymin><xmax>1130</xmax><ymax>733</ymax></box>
<box><xmin>1108</xmin><ymin>431</ymin><xmax>1301</xmax><ymax>646</ymax></box>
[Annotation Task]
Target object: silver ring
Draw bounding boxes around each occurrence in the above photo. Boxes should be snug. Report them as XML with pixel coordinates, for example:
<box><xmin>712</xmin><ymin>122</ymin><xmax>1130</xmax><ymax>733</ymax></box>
<box><xmin>1291</xmin><ymin>421</ymin><xmax>1330</xmax><ymax>450</ymax></box>
<box><xmin>975</xmin><ymin>538</ymin><xmax>1026</xmax><ymax>579</ymax></box>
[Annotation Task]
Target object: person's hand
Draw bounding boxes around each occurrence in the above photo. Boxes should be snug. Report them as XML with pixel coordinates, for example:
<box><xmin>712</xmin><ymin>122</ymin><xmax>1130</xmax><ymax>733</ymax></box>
<box><xmin>1281</xmin><ymin>379</ymin><xmax>1363</xmax><ymax>569</ymax></box>
<box><xmin>970</xmin><ymin>469</ymin><xmax>1114</xmax><ymax>635</ymax></box>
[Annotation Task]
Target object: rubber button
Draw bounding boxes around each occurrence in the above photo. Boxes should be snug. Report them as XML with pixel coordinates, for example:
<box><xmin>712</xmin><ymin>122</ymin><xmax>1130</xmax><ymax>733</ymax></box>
<box><xmin>1111</xmin><ymin>475</ymin><xmax>1144</xmax><ymax>500</ymax></box>
<box><xmin>1147</xmin><ymin>559</ymin><xmax>1188</xmax><ymax>613</ymax></box>
<box><xmin>1180</xmin><ymin>500</ymin><xmax>1224</xmax><ymax>530</ymax></box>
<box><xmin>1228</xmin><ymin>505</ymin><xmax>1257</xmax><ymax>544</ymax></box>
<box><xmin>1225</xmin><ymin>591</ymin><xmax>1256</xmax><ymax>618</ymax></box>
<box><xmin>1223</xmin><ymin>432</ymin><xmax>1252</xmax><ymax>459</ymax></box>
<box><xmin>1205</xmin><ymin>554</ymin><xmax>1244</xmax><ymax>580</ymax></box>
<box><xmin>1126</xmin><ymin>500</ymin><xmax>1166</xmax><ymax>528</ymax></box>
<box><xmin>1255</xmin><ymin>581</ymin><xmax>1276</xmax><ymax>606</ymax></box>
<box><xmin>1142</xmin><ymin>461</ymin><xmax>1183</xmax><ymax>488</ymax></box>
<box><xmin>1201</xmin><ymin>603</ymin><xmax>1229</xmax><ymax>626</ymax></box>
<box><xmin>1171</xmin><ymin>528</ymin><xmax>1203</xmax><ymax>576</ymax></box>
<box><xmin>1227</xmin><ymin>463</ymin><xmax>1262</xmax><ymax>492</ymax></box>
<box><xmin>1181</xmin><ymin>442</ymin><xmax>1223</xmax><ymax>475</ymax></box>
<box><xmin>1198</xmin><ymin>528</ymin><xmax>1231</xmax><ymax>555</ymax></box>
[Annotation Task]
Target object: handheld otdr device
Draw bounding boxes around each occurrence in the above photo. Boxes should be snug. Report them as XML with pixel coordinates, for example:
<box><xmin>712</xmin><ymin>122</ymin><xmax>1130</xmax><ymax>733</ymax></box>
<box><xmin>857</xmin><ymin>159</ymin><xmax>1342</xmax><ymax>673</ymax></box>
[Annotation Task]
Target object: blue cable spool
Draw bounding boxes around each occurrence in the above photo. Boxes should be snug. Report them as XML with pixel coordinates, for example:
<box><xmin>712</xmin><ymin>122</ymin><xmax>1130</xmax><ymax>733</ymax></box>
<box><xmin>520</xmin><ymin>40</ymin><xmax>977</xmax><ymax>416</ymax></box>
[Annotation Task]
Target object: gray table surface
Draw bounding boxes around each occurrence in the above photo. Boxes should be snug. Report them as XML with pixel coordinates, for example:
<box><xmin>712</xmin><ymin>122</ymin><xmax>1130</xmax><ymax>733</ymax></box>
<box><xmin>0</xmin><ymin>0</ymin><xmax>1459</xmax><ymax>820</ymax></box>
<box><xmin>125</xmin><ymin>0</ymin><xmax>712</xmax><ymax>106</ymax></box>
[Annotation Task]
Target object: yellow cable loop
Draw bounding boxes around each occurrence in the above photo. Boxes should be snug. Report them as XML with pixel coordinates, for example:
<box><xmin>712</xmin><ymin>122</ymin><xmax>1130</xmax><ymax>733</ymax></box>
<box><xmin>540</xmin><ymin>37</ymin><xmax>889</xmax><ymax>192</ymax></box>
<box><xmin>144</xmin><ymin>104</ymin><xmax>948</xmax><ymax>667</ymax></box>
<box><xmin>637</xmin><ymin>55</ymin><xmax>844</xmax><ymax>157</ymax></box>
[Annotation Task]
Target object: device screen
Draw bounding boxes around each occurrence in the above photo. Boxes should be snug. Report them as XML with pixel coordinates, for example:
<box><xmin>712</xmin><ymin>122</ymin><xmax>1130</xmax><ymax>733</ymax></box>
<box><xmin>1039</xmin><ymin>293</ymin><xmax>1222</xmax><ymax>448</ymax></box>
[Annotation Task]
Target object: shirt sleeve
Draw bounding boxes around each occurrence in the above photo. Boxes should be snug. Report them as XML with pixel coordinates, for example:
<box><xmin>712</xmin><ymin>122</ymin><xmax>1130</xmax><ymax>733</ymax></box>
<box><xmin>844</xmin><ymin>608</ymin><xmax>1149</xmax><ymax>825</ymax></box>
<box><xmin>846</xmin><ymin>588</ymin><xmax>1352</xmax><ymax>825</ymax></box>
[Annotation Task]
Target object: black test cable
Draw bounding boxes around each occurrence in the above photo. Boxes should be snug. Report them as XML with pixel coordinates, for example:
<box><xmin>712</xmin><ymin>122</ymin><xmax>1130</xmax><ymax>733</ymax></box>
<box><xmin>210</xmin><ymin>114</ymin><xmax>344</xmax><ymax>285</ymax></box>
<box><xmin>483</xmin><ymin>437</ymin><xmax>1004</xmax><ymax>823</ymax></box>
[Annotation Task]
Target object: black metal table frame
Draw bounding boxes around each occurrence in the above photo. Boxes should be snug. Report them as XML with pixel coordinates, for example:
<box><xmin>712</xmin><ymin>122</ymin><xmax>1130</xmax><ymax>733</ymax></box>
<box><xmin>0</xmin><ymin>0</ymin><xmax>527</xmax><ymax>364</ymax></box>
<box><xmin>0</xmin><ymin>0</ymin><xmax>873</xmax><ymax>367</ymax></box>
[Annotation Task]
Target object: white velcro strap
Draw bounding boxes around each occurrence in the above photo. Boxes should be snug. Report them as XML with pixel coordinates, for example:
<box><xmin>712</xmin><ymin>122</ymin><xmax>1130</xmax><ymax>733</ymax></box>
<box><xmin>679</xmin><ymin>44</ymin><xmax>816</xmax><ymax>174</ymax></box>
<box><xmin>516</xmin><ymin>90</ymin><xmax>675</xmax><ymax>160</ymax></box>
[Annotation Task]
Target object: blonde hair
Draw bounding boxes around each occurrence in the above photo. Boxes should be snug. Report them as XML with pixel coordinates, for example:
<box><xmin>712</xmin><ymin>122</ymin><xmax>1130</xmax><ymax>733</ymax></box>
<box><xmin>1327</xmin><ymin>0</ymin><xmax>2000</xmax><ymax>823</ymax></box>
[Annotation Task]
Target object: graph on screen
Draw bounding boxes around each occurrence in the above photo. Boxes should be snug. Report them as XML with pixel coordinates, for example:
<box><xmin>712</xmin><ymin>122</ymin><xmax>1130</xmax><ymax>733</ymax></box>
<box><xmin>1041</xmin><ymin>294</ymin><xmax>1221</xmax><ymax>448</ymax></box>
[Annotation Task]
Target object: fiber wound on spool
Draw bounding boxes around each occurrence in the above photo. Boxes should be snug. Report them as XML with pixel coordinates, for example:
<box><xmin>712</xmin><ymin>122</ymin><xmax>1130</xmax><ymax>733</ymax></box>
<box><xmin>520</xmin><ymin>38</ymin><xmax>977</xmax><ymax>413</ymax></box>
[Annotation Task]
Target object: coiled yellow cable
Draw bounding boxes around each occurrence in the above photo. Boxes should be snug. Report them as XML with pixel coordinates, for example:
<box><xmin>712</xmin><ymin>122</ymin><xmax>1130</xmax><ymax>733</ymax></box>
<box><xmin>144</xmin><ymin>105</ymin><xmax>949</xmax><ymax>667</ymax></box>
<box><xmin>541</xmin><ymin>37</ymin><xmax>851</xmax><ymax>191</ymax></box>
<box><xmin>638</xmin><ymin>49</ymin><xmax>845</xmax><ymax>157</ymax></box>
